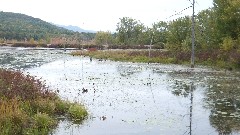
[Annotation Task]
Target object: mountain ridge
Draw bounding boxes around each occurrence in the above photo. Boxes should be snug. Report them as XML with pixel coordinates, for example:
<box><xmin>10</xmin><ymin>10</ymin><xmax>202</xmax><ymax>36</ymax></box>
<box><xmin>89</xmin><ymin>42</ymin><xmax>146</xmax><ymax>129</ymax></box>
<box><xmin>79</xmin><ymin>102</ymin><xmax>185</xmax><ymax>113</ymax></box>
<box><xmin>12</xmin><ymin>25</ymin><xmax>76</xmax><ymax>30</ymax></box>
<box><xmin>0</xmin><ymin>11</ymin><xmax>77</xmax><ymax>40</ymax></box>
<box><xmin>55</xmin><ymin>24</ymin><xmax>96</xmax><ymax>33</ymax></box>
<box><xmin>0</xmin><ymin>11</ymin><xmax>96</xmax><ymax>43</ymax></box>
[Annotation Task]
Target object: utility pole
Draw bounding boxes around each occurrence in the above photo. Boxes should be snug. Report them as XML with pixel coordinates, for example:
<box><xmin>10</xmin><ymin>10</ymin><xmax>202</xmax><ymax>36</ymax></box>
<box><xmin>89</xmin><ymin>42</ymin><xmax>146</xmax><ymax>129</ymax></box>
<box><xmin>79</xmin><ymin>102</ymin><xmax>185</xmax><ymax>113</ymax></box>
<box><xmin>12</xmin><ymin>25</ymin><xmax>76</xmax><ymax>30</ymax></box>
<box><xmin>191</xmin><ymin>0</ymin><xmax>195</xmax><ymax>68</ymax></box>
<box><xmin>149</xmin><ymin>30</ymin><xmax>154</xmax><ymax>58</ymax></box>
<box><xmin>62</xmin><ymin>34</ymin><xmax>66</xmax><ymax>52</ymax></box>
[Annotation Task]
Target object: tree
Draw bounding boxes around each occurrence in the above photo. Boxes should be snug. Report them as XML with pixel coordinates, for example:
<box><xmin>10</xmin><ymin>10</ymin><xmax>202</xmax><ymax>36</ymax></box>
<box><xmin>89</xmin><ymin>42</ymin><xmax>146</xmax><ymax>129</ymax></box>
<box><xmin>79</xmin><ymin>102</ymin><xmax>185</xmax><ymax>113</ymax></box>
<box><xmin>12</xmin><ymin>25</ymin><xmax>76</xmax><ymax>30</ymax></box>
<box><xmin>136</xmin><ymin>28</ymin><xmax>151</xmax><ymax>45</ymax></box>
<box><xmin>29</xmin><ymin>38</ymin><xmax>35</xmax><ymax>44</ymax></box>
<box><xmin>116</xmin><ymin>17</ymin><xmax>145</xmax><ymax>45</ymax></box>
<box><xmin>95</xmin><ymin>31</ymin><xmax>113</xmax><ymax>45</ymax></box>
<box><xmin>195</xmin><ymin>9</ymin><xmax>220</xmax><ymax>50</ymax></box>
<box><xmin>152</xmin><ymin>21</ymin><xmax>169</xmax><ymax>48</ymax></box>
<box><xmin>213</xmin><ymin>0</ymin><xmax>240</xmax><ymax>40</ymax></box>
<box><xmin>38</xmin><ymin>39</ymin><xmax>45</xmax><ymax>44</ymax></box>
<box><xmin>166</xmin><ymin>16</ymin><xmax>192</xmax><ymax>51</ymax></box>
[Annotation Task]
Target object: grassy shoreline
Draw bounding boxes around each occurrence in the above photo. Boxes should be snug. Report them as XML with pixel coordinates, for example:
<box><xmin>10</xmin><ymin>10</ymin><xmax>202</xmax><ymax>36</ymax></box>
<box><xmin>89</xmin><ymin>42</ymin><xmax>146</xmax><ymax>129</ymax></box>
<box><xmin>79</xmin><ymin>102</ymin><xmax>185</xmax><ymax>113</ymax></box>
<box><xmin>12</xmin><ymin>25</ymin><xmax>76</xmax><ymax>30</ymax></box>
<box><xmin>0</xmin><ymin>69</ymin><xmax>88</xmax><ymax>135</ymax></box>
<box><xmin>72</xmin><ymin>49</ymin><xmax>240</xmax><ymax>70</ymax></box>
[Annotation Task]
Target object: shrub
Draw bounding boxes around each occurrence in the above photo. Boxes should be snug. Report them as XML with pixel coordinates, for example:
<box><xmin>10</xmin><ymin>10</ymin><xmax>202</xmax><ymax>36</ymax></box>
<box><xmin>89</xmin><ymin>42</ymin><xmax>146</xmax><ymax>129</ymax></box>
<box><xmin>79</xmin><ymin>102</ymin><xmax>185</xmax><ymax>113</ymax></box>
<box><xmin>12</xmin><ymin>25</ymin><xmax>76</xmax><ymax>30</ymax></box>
<box><xmin>12</xmin><ymin>43</ymin><xmax>37</xmax><ymax>47</ymax></box>
<box><xmin>33</xmin><ymin>112</ymin><xmax>56</xmax><ymax>129</ymax></box>
<box><xmin>68</xmin><ymin>103</ymin><xmax>88</xmax><ymax>121</ymax></box>
<box><xmin>32</xmin><ymin>98</ymin><xmax>56</xmax><ymax>115</ymax></box>
<box><xmin>55</xmin><ymin>99</ymin><xmax>71</xmax><ymax>115</ymax></box>
<box><xmin>0</xmin><ymin>98</ymin><xmax>29</xmax><ymax>135</ymax></box>
<box><xmin>20</xmin><ymin>101</ymin><xmax>34</xmax><ymax>116</ymax></box>
<box><xmin>221</xmin><ymin>37</ymin><xmax>234</xmax><ymax>51</ymax></box>
<box><xmin>0</xmin><ymin>69</ymin><xmax>56</xmax><ymax>100</ymax></box>
<box><xmin>0</xmin><ymin>69</ymin><xmax>88</xmax><ymax>134</ymax></box>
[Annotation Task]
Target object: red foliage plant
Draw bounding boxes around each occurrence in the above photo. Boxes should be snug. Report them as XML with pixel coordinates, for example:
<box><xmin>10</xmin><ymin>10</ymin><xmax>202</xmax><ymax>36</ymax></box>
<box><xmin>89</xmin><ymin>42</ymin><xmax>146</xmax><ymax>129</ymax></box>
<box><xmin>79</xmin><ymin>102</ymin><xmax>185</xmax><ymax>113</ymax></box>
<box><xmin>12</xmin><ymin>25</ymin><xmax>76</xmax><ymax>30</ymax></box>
<box><xmin>0</xmin><ymin>69</ymin><xmax>56</xmax><ymax>100</ymax></box>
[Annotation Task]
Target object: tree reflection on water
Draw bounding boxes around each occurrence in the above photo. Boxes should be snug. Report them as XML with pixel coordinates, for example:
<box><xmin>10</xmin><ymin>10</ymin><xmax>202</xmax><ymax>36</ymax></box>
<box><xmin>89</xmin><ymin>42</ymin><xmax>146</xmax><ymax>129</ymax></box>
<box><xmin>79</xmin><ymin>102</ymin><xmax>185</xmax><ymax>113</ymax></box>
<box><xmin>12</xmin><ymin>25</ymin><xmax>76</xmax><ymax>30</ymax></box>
<box><xmin>205</xmin><ymin>77</ymin><xmax>240</xmax><ymax>134</ymax></box>
<box><xmin>117</xmin><ymin>64</ymin><xmax>143</xmax><ymax>77</ymax></box>
<box><xmin>169</xmin><ymin>71</ymin><xmax>240</xmax><ymax>135</ymax></box>
<box><xmin>171</xmin><ymin>79</ymin><xmax>195</xmax><ymax>98</ymax></box>
<box><xmin>170</xmin><ymin>77</ymin><xmax>195</xmax><ymax>135</ymax></box>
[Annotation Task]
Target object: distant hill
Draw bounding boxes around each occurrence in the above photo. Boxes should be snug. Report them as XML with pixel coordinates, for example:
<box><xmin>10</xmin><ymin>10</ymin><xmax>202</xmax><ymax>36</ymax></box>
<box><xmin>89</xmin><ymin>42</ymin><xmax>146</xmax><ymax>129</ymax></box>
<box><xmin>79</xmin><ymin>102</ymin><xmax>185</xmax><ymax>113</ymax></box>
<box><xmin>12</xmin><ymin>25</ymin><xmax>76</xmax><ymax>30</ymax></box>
<box><xmin>0</xmin><ymin>11</ymin><xmax>77</xmax><ymax>41</ymax></box>
<box><xmin>56</xmin><ymin>24</ymin><xmax>96</xmax><ymax>33</ymax></box>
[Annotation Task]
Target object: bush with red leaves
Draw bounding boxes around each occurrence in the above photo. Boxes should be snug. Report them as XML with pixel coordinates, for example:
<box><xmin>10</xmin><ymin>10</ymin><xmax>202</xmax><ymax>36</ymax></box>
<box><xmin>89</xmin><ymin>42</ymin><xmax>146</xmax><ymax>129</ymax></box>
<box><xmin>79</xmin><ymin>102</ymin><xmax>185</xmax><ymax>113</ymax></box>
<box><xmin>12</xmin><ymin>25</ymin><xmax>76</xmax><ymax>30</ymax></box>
<box><xmin>0</xmin><ymin>69</ymin><xmax>56</xmax><ymax>100</ymax></box>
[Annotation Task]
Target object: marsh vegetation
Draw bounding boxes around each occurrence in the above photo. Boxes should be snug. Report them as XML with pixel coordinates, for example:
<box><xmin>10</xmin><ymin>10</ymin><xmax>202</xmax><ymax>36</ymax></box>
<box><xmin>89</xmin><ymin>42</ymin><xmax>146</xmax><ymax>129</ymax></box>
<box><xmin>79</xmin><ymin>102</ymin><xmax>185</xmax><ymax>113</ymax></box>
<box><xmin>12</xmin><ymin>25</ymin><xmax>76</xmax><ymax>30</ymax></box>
<box><xmin>72</xmin><ymin>49</ymin><xmax>240</xmax><ymax>70</ymax></box>
<box><xmin>0</xmin><ymin>48</ymin><xmax>88</xmax><ymax>135</ymax></box>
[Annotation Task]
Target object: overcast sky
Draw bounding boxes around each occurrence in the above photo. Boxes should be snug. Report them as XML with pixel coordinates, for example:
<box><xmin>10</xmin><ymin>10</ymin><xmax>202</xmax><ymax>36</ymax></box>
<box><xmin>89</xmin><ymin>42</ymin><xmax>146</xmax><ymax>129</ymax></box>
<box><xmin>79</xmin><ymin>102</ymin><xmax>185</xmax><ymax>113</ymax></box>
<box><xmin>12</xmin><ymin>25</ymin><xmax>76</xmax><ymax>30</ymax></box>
<box><xmin>0</xmin><ymin>0</ymin><xmax>213</xmax><ymax>32</ymax></box>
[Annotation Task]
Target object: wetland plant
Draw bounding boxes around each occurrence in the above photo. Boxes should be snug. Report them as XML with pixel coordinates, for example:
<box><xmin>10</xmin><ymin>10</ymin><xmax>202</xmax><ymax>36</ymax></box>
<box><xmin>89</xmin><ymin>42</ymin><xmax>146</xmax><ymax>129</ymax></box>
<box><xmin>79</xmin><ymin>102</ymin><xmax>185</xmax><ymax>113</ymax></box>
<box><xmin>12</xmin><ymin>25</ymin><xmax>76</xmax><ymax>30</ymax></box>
<box><xmin>72</xmin><ymin>49</ymin><xmax>240</xmax><ymax>70</ymax></box>
<box><xmin>68</xmin><ymin>103</ymin><xmax>88</xmax><ymax>123</ymax></box>
<box><xmin>0</xmin><ymin>68</ymin><xmax>88</xmax><ymax>135</ymax></box>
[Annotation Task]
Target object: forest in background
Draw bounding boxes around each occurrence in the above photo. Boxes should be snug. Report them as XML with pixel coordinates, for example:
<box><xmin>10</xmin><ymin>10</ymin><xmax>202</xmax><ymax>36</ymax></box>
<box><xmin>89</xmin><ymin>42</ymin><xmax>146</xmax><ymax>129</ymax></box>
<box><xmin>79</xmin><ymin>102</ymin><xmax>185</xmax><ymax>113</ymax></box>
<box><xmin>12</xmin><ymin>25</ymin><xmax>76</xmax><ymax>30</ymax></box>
<box><xmin>95</xmin><ymin>0</ymin><xmax>240</xmax><ymax>52</ymax></box>
<box><xmin>0</xmin><ymin>0</ymin><xmax>239</xmax><ymax>51</ymax></box>
<box><xmin>93</xmin><ymin>0</ymin><xmax>240</xmax><ymax>69</ymax></box>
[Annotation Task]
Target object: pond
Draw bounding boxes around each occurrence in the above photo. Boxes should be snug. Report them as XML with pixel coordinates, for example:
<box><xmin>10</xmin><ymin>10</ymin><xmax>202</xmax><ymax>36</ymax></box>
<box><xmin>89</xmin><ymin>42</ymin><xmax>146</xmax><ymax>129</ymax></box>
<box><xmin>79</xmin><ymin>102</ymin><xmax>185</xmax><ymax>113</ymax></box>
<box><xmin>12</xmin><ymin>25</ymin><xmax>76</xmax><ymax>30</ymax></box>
<box><xmin>1</xmin><ymin>46</ymin><xmax>240</xmax><ymax>135</ymax></box>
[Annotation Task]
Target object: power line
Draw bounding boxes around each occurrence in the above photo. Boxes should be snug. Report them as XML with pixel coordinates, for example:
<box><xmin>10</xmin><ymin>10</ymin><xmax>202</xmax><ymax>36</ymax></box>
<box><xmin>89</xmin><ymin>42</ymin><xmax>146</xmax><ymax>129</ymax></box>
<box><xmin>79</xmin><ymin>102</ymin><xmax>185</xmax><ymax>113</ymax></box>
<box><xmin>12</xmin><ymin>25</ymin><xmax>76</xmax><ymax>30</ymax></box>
<box><xmin>166</xmin><ymin>5</ymin><xmax>193</xmax><ymax>20</ymax></box>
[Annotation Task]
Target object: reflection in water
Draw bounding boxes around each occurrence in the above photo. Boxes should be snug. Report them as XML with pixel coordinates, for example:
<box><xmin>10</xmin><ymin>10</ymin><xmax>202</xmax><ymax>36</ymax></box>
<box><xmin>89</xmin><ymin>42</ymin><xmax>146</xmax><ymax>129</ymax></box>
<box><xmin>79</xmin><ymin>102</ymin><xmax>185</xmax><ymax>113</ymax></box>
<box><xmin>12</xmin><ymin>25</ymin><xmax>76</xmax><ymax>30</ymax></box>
<box><xmin>205</xmin><ymin>77</ymin><xmax>240</xmax><ymax>134</ymax></box>
<box><xmin>171</xmin><ymin>80</ymin><xmax>194</xmax><ymax>97</ymax></box>
<box><xmin>0</xmin><ymin>47</ymin><xmax>65</xmax><ymax>70</ymax></box>
<box><xmin>189</xmin><ymin>82</ymin><xmax>193</xmax><ymax>135</ymax></box>
<box><xmin>117</xmin><ymin>64</ymin><xmax>143</xmax><ymax>77</ymax></box>
<box><xmin>148</xmin><ymin>73</ymin><xmax>156</xmax><ymax>104</ymax></box>
<box><xmin>167</xmin><ymin>70</ymin><xmax>240</xmax><ymax>135</ymax></box>
<box><xmin>170</xmin><ymin>76</ymin><xmax>195</xmax><ymax>135</ymax></box>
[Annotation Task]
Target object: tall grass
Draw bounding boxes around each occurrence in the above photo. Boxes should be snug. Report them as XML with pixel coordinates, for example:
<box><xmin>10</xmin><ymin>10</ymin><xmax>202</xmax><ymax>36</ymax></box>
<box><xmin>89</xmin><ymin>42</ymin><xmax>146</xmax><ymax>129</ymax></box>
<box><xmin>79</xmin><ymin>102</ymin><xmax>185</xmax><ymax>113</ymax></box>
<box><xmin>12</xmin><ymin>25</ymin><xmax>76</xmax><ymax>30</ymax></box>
<box><xmin>0</xmin><ymin>69</ymin><xmax>88</xmax><ymax>135</ymax></box>
<box><xmin>72</xmin><ymin>50</ymin><xmax>175</xmax><ymax>63</ymax></box>
<box><xmin>72</xmin><ymin>49</ymin><xmax>240</xmax><ymax>70</ymax></box>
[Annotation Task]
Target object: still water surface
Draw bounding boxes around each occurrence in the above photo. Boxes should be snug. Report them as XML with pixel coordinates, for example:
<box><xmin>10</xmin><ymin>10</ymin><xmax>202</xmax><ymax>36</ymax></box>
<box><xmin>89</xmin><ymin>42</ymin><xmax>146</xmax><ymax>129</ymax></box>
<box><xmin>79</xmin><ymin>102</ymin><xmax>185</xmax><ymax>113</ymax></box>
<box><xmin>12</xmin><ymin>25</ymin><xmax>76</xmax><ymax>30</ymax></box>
<box><xmin>1</xmin><ymin>47</ymin><xmax>240</xmax><ymax>135</ymax></box>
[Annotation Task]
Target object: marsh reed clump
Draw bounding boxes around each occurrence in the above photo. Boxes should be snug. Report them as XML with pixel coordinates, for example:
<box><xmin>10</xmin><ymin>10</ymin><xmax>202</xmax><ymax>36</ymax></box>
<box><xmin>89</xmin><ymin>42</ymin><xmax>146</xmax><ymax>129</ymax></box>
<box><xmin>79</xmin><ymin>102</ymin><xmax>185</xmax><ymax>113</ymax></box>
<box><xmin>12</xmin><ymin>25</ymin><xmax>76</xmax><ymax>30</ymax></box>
<box><xmin>0</xmin><ymin>68</ymin><xmax>88</xmax><ymax>135</ymax></box>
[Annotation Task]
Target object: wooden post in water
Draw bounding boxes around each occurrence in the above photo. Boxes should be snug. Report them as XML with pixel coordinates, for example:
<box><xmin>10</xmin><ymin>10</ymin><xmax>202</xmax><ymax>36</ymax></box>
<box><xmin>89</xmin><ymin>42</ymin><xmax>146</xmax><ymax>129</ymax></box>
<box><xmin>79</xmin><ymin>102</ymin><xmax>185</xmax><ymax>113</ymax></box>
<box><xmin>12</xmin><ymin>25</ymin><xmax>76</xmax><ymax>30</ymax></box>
<box><xmin>64</xmin><ymin>37</ymin><xmax>66</xmax><ymax>52</ymax></box>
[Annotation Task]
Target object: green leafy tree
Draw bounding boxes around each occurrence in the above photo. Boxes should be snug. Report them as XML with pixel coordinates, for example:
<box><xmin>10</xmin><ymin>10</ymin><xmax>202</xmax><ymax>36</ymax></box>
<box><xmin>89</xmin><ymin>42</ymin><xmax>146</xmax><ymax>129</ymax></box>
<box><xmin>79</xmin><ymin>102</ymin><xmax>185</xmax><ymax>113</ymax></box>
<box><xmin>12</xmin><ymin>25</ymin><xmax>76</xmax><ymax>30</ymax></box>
<box><xmin>195</xmin><ymin>9</ymin><xmax>220</xmax><ymax>50</ymax></box>
<box><xmin>136</xmin><ymin>28</ymin><xmax>151</xmax><ymax>45</ymax></box>
<box><xmin>116</xmin><ymin>17</ymin><xmax>145</xmax><ymax>45</ymax></box>
<box><xmin>213</xmin><ymin>0</ymin><xmax>240</xmax><ymax>40</ymax></box>
<box><xmin>95</xmin><ymin>31</ymin><xmax>113</xmax><ymax>45</ymax></box>
<box><xmin>166</xmin><ymin>16</ymin><xmax>191</xmax><ymax>51</ymax></box>
<box><xmin>221</xmin><ymin>36</ymin><xmax>234</xmax><ymax>51</ymax></box>
<box><xmin>152</xmin><ymin>21</ymin><xmax>169</xmax><ymax>48</ymax></box>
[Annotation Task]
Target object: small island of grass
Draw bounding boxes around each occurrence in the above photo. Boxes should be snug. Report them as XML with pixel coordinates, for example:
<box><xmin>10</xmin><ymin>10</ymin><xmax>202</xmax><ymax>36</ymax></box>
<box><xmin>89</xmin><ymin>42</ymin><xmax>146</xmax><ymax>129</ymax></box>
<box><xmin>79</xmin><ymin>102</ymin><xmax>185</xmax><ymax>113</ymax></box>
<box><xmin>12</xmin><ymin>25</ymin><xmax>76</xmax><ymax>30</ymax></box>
<box><xmin>72</xmin><ymin>49</ymin><xmax>240</xmax><ymax>70</ymax></box>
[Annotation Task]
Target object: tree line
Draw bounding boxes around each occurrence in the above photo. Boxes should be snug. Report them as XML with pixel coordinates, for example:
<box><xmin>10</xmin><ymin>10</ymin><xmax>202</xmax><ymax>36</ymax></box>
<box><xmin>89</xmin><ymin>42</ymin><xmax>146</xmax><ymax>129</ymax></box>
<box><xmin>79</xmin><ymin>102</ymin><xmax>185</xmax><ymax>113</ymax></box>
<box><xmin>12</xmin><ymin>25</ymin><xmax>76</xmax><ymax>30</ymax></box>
<box><xmin>0</xmin><ymin>0</ymin><xmax>239</xmax><ymax>52</ymax></box>
<box><xmin>95</xmin><ymin>0</ymin><xmax>240</xmax><ymax>52</ymax></box>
